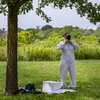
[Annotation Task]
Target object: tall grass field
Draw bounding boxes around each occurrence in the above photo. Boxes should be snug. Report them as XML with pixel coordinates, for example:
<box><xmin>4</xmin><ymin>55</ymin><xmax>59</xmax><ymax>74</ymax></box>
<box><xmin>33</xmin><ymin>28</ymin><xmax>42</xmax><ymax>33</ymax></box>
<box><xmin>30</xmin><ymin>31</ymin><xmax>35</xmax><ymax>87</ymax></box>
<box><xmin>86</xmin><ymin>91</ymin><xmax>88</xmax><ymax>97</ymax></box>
<box><xmin>0</xmin><ymin>33</ymin><xmax>100</xmax><ymax>61</ymax></box>
<box><xmin>0</xmin><ymin>60</ymin><xmax>100</xmax><ymax>100</ymax></box>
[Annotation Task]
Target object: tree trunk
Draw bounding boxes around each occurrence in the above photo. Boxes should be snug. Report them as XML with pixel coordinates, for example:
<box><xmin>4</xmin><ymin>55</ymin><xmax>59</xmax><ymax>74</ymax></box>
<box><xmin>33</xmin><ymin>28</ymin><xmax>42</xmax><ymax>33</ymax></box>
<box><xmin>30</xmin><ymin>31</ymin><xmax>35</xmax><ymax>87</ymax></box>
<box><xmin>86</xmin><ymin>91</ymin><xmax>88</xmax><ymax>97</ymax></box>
<box><xmin>5</xmin><ymin>3</ymin><xmax>18</xmax><ymax>96</ymax></box>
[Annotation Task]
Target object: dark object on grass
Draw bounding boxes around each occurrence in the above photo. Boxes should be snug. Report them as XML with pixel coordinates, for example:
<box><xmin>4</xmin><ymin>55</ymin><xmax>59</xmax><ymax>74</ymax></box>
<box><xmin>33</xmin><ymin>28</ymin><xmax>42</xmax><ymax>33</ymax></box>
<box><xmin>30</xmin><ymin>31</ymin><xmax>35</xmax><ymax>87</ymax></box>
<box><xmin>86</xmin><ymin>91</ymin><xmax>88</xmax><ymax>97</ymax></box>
<box><xmin>18</xmin><ymin>87</ymin><xmax>29</xmax><ymax>94</ymax></box>
<box><xmin>25</xmin><ymin>83</ymin><xmax>35</xmax><ymax>92</ymax></box>
<box><xmin>18</xmin><ymin>83</ymin><xmax>43</xmax><ymax>94</ymax></box>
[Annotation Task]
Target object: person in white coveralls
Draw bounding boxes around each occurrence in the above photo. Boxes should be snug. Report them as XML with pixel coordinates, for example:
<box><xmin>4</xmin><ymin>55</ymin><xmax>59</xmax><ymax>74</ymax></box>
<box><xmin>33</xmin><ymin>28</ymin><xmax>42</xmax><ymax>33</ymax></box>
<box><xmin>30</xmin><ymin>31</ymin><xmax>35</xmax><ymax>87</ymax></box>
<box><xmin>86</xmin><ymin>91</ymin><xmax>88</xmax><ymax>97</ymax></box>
<box><xmin>57</xmin><ymin>33</ymin><xmax>80</xmax><ymax>88</ymax></box>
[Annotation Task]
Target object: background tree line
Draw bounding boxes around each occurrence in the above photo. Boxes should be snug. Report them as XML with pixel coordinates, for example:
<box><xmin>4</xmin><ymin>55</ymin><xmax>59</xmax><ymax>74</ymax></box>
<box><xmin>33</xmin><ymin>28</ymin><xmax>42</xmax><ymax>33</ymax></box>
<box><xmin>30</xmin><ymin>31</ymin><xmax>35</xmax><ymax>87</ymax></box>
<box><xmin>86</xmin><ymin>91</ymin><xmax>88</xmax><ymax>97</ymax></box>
<box><xmin>0</xmin><ymin>24</ymin><xmax>100</xmax><ymax>38</ymax></box>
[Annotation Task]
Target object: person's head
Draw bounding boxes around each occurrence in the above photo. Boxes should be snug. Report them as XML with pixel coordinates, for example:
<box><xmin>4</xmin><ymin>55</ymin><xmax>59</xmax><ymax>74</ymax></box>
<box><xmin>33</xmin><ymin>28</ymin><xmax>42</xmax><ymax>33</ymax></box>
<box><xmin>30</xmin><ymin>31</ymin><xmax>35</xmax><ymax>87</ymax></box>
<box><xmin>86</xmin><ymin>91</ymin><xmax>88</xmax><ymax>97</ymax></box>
<box><xmin>63</xmin><ymin>33</ymin><xmax>71</xmax><ymax>40</ymax></box>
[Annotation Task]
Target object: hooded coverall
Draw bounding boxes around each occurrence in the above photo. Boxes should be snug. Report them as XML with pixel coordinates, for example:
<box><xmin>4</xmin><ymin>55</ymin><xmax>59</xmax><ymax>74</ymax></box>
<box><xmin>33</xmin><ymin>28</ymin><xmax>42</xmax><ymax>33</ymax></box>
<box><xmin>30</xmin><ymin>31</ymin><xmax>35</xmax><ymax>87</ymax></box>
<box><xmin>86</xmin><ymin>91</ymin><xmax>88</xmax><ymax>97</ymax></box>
<box><xmin>57</xmin><ymin>41</ymin><xmax>80</xmax><ymax>88</ymax></box>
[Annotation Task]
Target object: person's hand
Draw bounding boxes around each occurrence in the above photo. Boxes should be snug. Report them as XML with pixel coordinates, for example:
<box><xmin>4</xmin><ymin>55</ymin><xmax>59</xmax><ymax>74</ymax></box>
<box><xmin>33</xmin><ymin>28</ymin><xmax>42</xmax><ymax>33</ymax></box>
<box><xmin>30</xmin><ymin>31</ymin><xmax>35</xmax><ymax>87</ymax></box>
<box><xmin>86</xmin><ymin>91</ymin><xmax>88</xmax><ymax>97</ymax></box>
<box><xmin>65</xmin><ymin>39</ymin><xmax>68</xmax><ymax>44</ymax></box>
<box><xmin>65</xmin><ymin>39</ymin><xmax>72</xmax><ymax>45</ymax></box>
<box><xmin>68</xmin><ymin>40</ymin><xmax>73</xmax><ymax>45</ymax></box>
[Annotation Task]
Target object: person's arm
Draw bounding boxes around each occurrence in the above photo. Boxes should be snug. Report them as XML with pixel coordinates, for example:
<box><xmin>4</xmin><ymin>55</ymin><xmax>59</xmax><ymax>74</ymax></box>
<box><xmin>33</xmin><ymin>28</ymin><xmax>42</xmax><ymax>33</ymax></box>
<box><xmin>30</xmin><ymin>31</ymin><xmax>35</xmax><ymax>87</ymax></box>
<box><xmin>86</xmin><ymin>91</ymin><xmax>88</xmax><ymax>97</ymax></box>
<box><xmin>57</xmin><ymin>41</ymin><xmax>65</xmax><ymax>50</ymax></box>
<box><xmin>68</xmin><ymin>40</ymin><xmax>80</xmax><ymax>50</ymax></box>
<box><xmin>71</xmin><ymin>41</ymin><xmax>80</xmax><ymax>50</ymax></box>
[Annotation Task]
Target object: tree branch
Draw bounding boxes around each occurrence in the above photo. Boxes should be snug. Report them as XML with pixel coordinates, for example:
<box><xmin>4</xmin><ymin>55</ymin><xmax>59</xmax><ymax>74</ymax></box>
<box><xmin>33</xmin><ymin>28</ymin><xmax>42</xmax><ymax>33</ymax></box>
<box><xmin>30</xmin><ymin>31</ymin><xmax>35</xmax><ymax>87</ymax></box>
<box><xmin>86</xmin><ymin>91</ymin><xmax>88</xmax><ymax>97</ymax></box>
<box><xmin>18</xmin><ymin>0</ymin><xmax>30</xmax><ymax>8</ymax></box>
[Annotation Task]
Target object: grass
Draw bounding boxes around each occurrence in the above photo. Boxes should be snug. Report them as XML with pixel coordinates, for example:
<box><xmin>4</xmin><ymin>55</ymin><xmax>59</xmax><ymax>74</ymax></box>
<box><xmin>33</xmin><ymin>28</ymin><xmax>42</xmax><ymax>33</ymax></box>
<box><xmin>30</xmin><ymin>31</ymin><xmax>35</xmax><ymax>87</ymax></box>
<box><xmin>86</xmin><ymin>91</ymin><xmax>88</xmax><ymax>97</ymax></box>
<box><xmin>0</xmin><ymin>60</ymin><xmax>100</xmax><ymax>100</ymax></box>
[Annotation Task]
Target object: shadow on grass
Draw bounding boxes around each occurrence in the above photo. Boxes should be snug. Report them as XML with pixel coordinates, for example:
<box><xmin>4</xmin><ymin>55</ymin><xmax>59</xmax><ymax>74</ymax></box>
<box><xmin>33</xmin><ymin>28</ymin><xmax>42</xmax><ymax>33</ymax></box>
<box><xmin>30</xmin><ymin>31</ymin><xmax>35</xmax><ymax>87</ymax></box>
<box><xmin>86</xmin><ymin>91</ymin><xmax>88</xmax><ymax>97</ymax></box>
<box><xmin>0</xmin><ymin>78</ymin><xmax>100</xmax><ymax>100</ymax></box>
<box><xmin>18</xmin><ymin>78</ymin><xmax>100</xmax><ymax>100</ymax></box>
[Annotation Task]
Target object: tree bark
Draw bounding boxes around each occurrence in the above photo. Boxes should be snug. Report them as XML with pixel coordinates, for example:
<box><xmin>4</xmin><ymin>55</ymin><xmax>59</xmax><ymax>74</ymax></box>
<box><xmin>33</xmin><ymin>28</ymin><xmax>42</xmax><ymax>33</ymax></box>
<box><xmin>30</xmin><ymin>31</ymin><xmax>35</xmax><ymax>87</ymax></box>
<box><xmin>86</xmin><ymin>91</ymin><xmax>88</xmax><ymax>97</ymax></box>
<box><xmin>5</xmin><ymin>3</ymin><xmax>18</xmax><ymax>96</ymax></box>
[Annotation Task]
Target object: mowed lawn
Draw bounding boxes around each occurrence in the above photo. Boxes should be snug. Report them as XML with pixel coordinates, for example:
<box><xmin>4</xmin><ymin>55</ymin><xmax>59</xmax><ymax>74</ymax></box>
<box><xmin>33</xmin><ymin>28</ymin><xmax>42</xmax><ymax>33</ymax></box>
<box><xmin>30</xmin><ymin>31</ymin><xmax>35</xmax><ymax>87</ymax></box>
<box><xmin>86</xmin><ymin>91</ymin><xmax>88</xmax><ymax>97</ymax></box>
<box><xmin>0</xmin><ymin>60</ymin><xmax>100</xmax><ymax>100</ymax></box>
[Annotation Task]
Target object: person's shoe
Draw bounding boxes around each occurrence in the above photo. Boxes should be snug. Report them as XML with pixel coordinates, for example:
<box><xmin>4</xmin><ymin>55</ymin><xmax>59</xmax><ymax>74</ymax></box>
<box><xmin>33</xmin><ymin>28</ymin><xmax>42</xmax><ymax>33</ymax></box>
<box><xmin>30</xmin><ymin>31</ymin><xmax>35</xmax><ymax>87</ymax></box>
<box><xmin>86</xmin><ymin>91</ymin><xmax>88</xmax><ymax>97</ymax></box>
<box><xmin>68</xmin><ymin>85</ymin><xmax>76</xmax><ymax>89</ymax></box>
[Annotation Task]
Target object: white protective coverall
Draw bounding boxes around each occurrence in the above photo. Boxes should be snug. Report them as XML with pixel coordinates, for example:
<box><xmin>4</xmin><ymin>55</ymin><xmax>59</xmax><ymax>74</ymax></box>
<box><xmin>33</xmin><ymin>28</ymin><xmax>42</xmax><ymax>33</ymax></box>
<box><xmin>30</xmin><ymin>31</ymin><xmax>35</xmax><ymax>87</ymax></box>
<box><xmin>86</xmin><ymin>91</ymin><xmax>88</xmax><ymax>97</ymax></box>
<box><xmin>57</xmin><ymin>40</ymin><xmax>80</xmax><ymax>88</ymax></box>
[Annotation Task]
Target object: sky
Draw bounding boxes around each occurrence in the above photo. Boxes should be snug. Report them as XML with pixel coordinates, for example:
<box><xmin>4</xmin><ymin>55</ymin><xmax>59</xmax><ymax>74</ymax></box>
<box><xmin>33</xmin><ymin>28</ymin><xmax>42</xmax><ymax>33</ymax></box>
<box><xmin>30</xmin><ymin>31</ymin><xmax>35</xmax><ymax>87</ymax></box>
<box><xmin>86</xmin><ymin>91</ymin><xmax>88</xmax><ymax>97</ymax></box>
<box><xmin>0</xmin><ymin>0</ymin><xmax>100</xmax><ymax>30</ymax></box>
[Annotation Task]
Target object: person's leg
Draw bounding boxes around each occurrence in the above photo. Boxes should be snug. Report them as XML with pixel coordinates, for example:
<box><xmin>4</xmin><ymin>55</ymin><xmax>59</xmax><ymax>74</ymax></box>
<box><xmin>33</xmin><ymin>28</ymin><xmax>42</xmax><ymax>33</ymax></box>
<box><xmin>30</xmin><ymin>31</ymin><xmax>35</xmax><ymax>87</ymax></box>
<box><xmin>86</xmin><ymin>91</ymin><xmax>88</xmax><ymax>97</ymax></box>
<box><xmin>60</xmin><ymin>63</ymin><xmax>68</xmax><ymax>88</ymax></box>
<box><xmin>69</xmin><ymin>64</ymin><xmax>76</xmax><ymax>88</ymax></box>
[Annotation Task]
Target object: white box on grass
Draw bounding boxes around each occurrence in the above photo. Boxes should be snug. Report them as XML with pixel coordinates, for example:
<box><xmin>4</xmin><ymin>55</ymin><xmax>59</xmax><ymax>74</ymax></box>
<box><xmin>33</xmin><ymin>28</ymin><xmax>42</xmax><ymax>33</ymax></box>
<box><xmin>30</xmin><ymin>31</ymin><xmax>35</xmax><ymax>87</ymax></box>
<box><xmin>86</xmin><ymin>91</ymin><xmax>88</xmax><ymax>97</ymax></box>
<box><xmin>42</xmin><ymin>81</ymin><xmax>63</xmax><ymax>93</ymax></box>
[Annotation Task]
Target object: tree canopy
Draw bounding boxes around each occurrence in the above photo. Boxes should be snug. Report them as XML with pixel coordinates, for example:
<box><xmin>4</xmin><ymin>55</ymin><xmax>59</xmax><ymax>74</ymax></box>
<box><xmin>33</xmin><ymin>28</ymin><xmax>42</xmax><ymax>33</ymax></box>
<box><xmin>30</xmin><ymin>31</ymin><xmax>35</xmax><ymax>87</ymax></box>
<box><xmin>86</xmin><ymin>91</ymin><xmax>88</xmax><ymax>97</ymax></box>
<box><xmin>0</xmin><ymin>0</ymin><xmax>100</xmax><ymax>24</ymax></box>
<box><xmin>41</xmin><ymin>25</ymin><xmax>53</xmax><ymax>30</ymax></box>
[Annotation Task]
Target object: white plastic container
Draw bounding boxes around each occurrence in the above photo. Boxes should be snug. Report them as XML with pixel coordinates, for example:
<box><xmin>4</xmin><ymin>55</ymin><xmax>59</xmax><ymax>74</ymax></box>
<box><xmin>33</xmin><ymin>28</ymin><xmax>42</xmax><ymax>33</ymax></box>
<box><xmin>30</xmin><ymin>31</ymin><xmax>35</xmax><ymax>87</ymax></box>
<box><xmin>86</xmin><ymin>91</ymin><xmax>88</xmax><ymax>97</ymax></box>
<box><xmin>42</xmin><ymin>81</ymin><xmax>63</xmax><ymax>93</ymax></box>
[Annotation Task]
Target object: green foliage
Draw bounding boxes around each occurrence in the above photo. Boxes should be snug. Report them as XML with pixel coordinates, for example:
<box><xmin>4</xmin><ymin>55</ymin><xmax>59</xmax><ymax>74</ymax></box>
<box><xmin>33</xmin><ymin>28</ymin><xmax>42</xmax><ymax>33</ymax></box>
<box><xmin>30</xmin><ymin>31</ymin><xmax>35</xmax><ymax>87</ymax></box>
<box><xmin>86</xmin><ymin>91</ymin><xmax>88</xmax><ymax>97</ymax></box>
<box><xmin>0</xmin><ymin>0</ymin><xmax>100</xmax><ymax>24</ymax></box>
<box><xmin>94</xmin><ymin>27</ymin><xmax>100</xmax><ymax>37</ymax></box>
<box><xmin>75</xmin><ymin>34</ymin><xmax>99</xmax><ymax>45</ymax></box>
<box><xmin>36</xmin><ymin>7</ymin><xmax>52</xmax><ymax>23</ymax></box>
<box><xmin>0</xmin><ymin>38</ymin><xmax>7</xmax><ymax>46</ymax></box>
<box><xmin>0</xmin><ymin>2</ymin><xmax>7</xmax><ymax>15</ymax></box>
<box><xmin>0</xmin><ymin>26</ymin><xmax>100</xmax><ymax>61</ymax></box>
<box><xmin>38</xmin><ymin>0</ymin><xmax>100</xmax><ymax>24</ymax></box>
<box><xmin>75</xmin><ymin>46</ymin><xmax>100</xmax><ymax>59</ymax></box>
<box><xmin>18</xmin><ymin>45</ymin><xmax>61</xmax><ymax>61</ymax></box>
<box><xmin>18</xmin><ymin>0</ymin><xmax>33</xmax><ymax>15</ymax></box>
<box><xmin>43</xmin><ymin>33</ymin><xmax>64</xmax><ymax>47</ymax></box>
<box><xmin>18</xmin><ymin>30</ymin><xmax>40</xmax><ymax>44</ymax></box>
<box><xmin>0</xmin><ymin>46</ymin><xmax>6</xmax><ymax>61</ymax></box>
<box><xmin>38</xmin><ymin>26</ymin><xmax>84</xmax><ymax>39</ymax></box>
<box><xmin>17</xmin><ymin>33</ymin><xmax>100</xmax><ymax>61</ymax></box>
<box><xmin>39</xmin><ymin>25</ymin><xmax>100</xmax><ymax>40</ymax></box>
<box><xmin>41</xmin><ymin>25</ymin><xmax>53</xmax><ymax>30</ymax></box>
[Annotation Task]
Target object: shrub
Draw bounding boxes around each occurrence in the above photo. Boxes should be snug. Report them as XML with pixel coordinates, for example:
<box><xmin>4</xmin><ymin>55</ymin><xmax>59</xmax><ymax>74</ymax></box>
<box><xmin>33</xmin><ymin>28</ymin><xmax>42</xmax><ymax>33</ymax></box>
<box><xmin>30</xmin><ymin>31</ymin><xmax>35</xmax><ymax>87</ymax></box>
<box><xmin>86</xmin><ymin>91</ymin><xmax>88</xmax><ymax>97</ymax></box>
<box><xmin>0</xmin><ymin>38</ymin><xmax>7</xmax><ymax>46</ymax></box>
<box><xmin>0</xmin><ymin>47</ymin><xmax>7</xmax><ymax>61</ymax></box>
<box><xmin>18</xmin><ymin>30</ymin><xmax>40</xmax><ymax>44</ymax></box>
